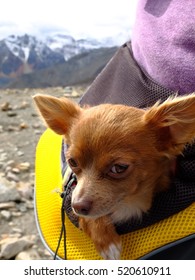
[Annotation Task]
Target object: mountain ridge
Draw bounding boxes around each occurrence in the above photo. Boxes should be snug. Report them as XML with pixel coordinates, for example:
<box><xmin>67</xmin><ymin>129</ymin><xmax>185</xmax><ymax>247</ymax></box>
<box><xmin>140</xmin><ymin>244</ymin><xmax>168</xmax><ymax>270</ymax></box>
<box><xmin>8</xmin><ymin>46</ymin><xmax>118</xmax><ymax>88</ymax></box>
<box><xmin>0</xmin><ymin>34</ymin><xmax>118</xmax><ymax>88</ymax></box>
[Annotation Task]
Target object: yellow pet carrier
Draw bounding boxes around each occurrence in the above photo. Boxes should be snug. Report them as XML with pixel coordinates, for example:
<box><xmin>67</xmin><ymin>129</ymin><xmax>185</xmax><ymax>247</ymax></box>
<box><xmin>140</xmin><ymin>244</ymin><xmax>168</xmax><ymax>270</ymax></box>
<box><xmin>34</xmin><ymin>128</ymin><xmax>195</xmax><ymax>260</ymax></box>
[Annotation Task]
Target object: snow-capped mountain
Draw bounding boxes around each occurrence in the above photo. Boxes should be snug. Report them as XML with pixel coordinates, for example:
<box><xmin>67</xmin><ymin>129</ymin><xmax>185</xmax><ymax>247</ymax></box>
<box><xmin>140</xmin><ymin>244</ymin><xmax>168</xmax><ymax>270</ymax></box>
<box><xmin>46</xmin><ymin>34</ymin><xmax>103</xmax><ymax>60</ymax></box>
<box><xmin>4</xmin><ymin>33</ymin><xmax>108</xmax><ymax>63</ymax></box>
<box><xmin>0</xmin><ymin>33</ymin><xmax>114</xmax><ymax>86</ymax></box>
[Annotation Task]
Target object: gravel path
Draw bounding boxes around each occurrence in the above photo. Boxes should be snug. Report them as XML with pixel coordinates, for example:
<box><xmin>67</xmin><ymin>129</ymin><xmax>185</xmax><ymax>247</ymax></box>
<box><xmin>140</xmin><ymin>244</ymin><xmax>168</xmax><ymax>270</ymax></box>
<box><xmin>0</xmin><ymin>87</ymin><xmax>83</xmax><ymax>259</ymax></box>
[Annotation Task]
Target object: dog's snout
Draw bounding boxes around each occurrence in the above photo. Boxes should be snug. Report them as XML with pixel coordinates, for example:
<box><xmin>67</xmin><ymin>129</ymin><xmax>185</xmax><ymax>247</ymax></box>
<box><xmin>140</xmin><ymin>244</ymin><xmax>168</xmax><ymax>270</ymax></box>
<box><xmin>72</xmin><ymin>199</ymin><xmax>92</xmax><ymax>216</ymax></box>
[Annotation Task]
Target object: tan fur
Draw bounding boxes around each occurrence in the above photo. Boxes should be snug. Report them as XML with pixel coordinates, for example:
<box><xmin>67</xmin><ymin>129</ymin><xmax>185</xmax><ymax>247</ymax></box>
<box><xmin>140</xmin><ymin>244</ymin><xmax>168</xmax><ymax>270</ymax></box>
<box><xmin>33</xmin><ymin>93</ymin><xmax>195</xmax><ymax>259</ymax></box>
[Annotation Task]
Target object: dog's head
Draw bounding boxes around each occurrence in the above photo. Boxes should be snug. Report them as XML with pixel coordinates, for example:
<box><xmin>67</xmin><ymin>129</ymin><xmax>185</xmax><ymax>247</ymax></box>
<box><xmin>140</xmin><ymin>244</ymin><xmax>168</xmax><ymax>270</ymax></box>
<box><xmin>33</xmin><ymin>94</ymin><xmax>195</xmax><ymax>223</ymax></box>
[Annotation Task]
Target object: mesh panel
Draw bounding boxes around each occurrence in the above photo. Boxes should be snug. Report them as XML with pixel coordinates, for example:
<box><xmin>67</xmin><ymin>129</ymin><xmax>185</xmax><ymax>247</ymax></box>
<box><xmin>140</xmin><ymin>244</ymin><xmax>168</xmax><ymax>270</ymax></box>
<box><xmin>80</xmin><ymin>42</ymin><xmax>175</xmax><ymax>108</ymax></box>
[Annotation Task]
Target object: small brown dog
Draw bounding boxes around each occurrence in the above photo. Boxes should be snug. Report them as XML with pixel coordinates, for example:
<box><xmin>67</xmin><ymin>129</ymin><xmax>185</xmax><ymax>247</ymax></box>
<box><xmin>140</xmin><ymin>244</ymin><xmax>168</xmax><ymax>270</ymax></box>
<box><xmin>34</xmin><ymin>93</ymin><xmax>195</xmax><ymax>259</ymax></box>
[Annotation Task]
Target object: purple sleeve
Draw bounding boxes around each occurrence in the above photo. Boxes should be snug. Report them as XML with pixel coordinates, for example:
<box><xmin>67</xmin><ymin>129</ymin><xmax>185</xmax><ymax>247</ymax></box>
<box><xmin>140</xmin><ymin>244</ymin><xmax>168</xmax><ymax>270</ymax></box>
<box><xmin>132</xmin><ymin>0</ymin><xmax>195</xmax><ymax>94</ymax></box>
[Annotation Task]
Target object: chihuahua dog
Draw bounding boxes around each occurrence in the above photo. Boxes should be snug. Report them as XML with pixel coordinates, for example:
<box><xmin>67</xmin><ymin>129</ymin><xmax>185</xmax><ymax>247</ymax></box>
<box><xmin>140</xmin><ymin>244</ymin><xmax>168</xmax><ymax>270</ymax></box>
<box><xmin>33</xmin><ymin>93</ymin><xmax>195</xmax><ymax>259</ymax></box>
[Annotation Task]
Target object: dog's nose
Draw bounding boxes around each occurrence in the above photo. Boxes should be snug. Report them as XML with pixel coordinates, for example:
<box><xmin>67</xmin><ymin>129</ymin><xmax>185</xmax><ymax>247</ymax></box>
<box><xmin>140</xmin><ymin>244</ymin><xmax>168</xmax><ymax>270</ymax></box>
<box><xmin>72</xmin><ymin>199</ymin><xmax>92</xmax><ymax>216</ymax></box>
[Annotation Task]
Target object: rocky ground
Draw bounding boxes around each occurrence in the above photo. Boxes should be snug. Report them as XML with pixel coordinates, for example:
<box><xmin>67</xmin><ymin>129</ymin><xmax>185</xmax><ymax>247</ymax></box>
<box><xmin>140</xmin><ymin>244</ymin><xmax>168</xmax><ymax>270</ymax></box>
<box><xmin>0</xmin><ymin>86</ymin><xmax>85</xmax><ymax>259</ymax></box>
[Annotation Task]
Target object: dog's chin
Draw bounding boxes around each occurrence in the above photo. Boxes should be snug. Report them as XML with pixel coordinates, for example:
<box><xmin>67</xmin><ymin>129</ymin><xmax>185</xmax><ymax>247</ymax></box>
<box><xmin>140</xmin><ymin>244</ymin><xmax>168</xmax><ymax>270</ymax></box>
<box><xmin>110</xmin><ymin>207</ymin><xmax>143</xmax><ymax>224</ymax></box>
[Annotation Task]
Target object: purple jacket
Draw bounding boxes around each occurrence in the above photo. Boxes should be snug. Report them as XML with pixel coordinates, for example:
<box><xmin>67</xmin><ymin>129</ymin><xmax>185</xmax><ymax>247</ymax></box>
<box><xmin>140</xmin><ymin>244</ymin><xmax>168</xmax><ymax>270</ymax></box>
<box><xmin>132</xmin><ymin>0</ymin><xmax>195</xmax><ymax>94</ymax></box>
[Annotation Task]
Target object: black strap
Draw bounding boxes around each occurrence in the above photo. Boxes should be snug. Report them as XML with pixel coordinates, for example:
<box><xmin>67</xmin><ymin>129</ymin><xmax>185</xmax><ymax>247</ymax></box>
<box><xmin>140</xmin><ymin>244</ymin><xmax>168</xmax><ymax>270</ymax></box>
<box><xmin>54</xmin><ymin>192</ymin><xmax>66</xmax><ymax>260</ymax></box>
<box><xmin>54</xmin><ymin>174</ymin><xmax>77</xmax><ymax>260</ymax></box>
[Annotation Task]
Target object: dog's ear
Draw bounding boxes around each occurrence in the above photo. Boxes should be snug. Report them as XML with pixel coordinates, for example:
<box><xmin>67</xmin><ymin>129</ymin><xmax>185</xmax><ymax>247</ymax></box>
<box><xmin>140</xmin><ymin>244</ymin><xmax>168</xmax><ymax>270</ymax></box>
<box><xmin>33</xmin><ymin>94</ymin><xmax>82</xmax><ymax>135</ymax></box>
<box><xmin>143</xmin><ymin>94</ymin><xmax>195</xmax><ymax>154</ymax></box>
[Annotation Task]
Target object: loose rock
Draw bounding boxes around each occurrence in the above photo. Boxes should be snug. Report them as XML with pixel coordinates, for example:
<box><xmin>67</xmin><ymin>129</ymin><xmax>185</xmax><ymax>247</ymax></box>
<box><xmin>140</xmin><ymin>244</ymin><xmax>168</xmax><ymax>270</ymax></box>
<box><xmin>7</xmin><ymin>111</ymin><xmax>17</xmax><ymax>117</ymax></box>
<box><xmin>17</xmin><ymin>162</ymin><xmax>30</xmax><ymax>171</ymax></box>
<box><xmin>15</xmin><ymin>248</ymin><xmax>41</xmax><ymax>260</ymax></box>
<box><xmin>19</xmin><ymin>122</ymin><xmax>28</xmax><ymax>129</ymax></box>
<box><xmin>0</xmin><ymin>152</ymin><xmax>8</xmax><ymax>162</ymax></box>
<box><xmin>6</xmin><ymin>171</ymin><xmax>20</xmax><ymax>182</ymax></box>
<box><xmin>17</xmin><ymin>151</ymin><xmax>24</xmax><ymax>157</ymax></box>
<box><xmin>0</xmin><ymin>236</ymin><xmax>33</xmax><ymax>259</ymax></box>
<box><xmin>0</xmin><ymin>201</ymin><xmax>16</xmax><ymax>210</ymax></box>
<box><xmin>1</xmin><ymin>102</ymin><xmax>12</xmax><ymax>111</ymax></box>
<box><xmin>11</xmin><ymin>168</ymin><xmax>20</xmax><ymax>174</ymax></box>
<box><xmin>7</xmin><ymin>125</ymin><xmax>18</xmax><ymax>132</ymax></box>
<box><xmin>1</xmin><ymin>210</ymin><xmax>12</xmax><ymax>221</ymax></box>
<box><xmin>19</xmin><ymin>101</ymin><xmax>29</xmax><ymax>110</ymax></box>
<box><xmin>0</xmin><ymin>179</ymin><xmax>20</xmax><ymax>202</ymax></box>
<box><xmin>17</xmin><ymin>182</ymin><xmax>33</xmax><ymax>200</ymax></box>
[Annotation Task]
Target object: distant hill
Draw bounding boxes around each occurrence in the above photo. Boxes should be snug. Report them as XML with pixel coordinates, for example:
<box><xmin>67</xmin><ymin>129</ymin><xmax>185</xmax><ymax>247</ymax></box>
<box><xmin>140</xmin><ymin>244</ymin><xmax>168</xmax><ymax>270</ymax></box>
<box><xmin>0</xmin><ymin>34</ymin><xmax>118</xmax><ymax>88</ymax></box>
<box><xmin>8</xmin><ymin>47</ymin><xmax>118</xmax><ymax>88</ymax></box>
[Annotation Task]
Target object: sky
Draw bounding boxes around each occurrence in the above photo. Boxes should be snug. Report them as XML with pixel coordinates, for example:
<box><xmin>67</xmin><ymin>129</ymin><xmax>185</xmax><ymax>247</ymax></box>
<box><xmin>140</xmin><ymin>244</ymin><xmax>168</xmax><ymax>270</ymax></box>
<box><xmin>0</xmin><ymin>0</ymin><xmax>138</xmax><ymax>44</ymax></box>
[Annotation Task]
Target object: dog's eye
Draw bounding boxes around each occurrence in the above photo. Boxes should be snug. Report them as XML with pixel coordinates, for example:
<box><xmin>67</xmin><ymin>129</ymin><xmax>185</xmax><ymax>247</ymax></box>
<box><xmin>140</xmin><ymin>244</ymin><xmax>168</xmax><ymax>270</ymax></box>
<box><xmin>68</xmin><ymin>158</ymin><xmax>78</xmax><ymax>168</ymax></box>
<box><xmin>107</xmin><ymin>163</ymin><xmax>130</xmax><ymax>179</ymax></box>
<box><xmin>110</xmin><ymin>164</ymin><xmax>129</xmax><ymax>174</ymax></box>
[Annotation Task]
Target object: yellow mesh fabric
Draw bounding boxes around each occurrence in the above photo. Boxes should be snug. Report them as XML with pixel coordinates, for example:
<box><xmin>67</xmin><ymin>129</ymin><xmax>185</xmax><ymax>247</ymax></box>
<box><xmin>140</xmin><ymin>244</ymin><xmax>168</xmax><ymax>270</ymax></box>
<box><xmin>35</xmin><ymin>129</ymin><xmax>195</xmax><ymax>260</ymax></box>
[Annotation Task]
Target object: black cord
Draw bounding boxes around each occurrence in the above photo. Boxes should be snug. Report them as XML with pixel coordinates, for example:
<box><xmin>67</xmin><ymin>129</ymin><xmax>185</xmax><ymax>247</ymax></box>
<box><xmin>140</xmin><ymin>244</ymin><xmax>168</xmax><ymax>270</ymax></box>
<box><xmin>54</xmin><ymin>174</ymin><xmax>77</xmax><ymax>260</ymax></box>
<box><xmin>54</xmin><ymin>192</ymin><xmax>67</xmax><ymax>260</ymax></box>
